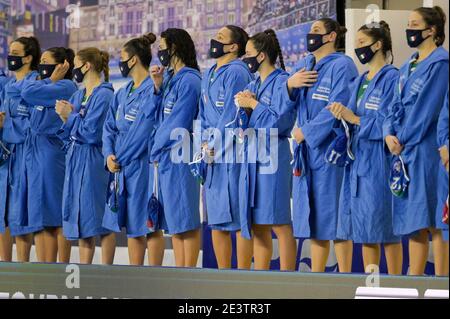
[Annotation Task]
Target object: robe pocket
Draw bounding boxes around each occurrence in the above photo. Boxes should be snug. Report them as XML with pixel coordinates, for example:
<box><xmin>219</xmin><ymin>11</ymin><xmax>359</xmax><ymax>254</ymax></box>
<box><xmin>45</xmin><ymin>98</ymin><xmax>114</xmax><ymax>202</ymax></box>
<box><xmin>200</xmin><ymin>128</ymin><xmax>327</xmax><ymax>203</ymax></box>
<box><xmin>356</xmin><ymin>142</ymin><xmax>373</xmax><ymax>177</ymax></box>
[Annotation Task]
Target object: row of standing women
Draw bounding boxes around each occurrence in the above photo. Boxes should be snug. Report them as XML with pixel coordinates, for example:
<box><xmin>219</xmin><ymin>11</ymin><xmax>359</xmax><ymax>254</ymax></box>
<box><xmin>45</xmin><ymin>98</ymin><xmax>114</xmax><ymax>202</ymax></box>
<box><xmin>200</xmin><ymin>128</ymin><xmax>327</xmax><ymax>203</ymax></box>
<box><xmin>0</xmin><ymin>6</ymin><xmax>448</xmax><ymax>276</ymax></box>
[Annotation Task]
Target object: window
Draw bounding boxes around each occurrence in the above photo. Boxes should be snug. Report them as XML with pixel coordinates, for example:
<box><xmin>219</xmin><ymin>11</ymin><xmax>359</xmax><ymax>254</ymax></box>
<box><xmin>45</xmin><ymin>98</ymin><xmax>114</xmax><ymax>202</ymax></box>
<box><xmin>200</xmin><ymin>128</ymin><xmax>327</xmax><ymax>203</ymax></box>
<box><xmin>187</xmin><ymin>0</ymin><xmax>192</xmax><ymax>9</ymax></box>
<box><xmin>127</xmin><ymin>12</ymin><xmax>133</xmax><ymax>22</ymax></box>
<box><xmin>136</xmin><ymin>24</ymin><xmax>142</xmax><ymax>34</ymax></box>
<box><xmin>217</xmin><ymin>14</ymin><xmax>224</xmax><ymax>26</ymax></box>
<box><xmin>147</xmin><ymin>21</ymin><xmax>153</xmax><ymax>33</ymax></box>
<box><xmin>149</xmin><ymin>1</ymin><xmax>153</xmax><ymax>13</ymax></box>
<box><xmin>207</xmin><ymin>16</ymin><xmax>214</xmax><ymax>27</ymax></box>
<box><xmin>109</xmin><ymin>23</ymin><xmax>115</xmax><ymax>35</ymax></box>
<box><xmin>186</xmin><ymin>16</ymin><xmax>192</xmax><ymax>28</ymax></box>
<box><xmin>206</xmin><ymin>0</ymin><xmax>214</xmax><ymax>13</ymax></box>
<box><xmin>217</xmin><ymin>0</ymin><xmax>224</xmax><ymax>11</ymax></box>
<box><xmin>168</xmin><ymin>7</ymin><xmax>175</xmax><ymax>18</ymax></box>
<box><xmin>126</xmin><ymin>25</ymin><xmax>132</xmax><ymax>34</ymax></box>
<box><xmin>137</xmin><ymin>11</ymin><xmax>143</xmax><ymax>20</ymax></box>
<box><xmin>118</xmin><ymin>12</ymin><xmax>122</xmax><ymax>20</ymax></box>
<box><xmin>228</xmin><ymin>0</ymin><xmax>236</xmax><ymax>10</ymax></box>
<box><xmin>228</xmin><ymin>12</ymin><xmax>235</xmax><ymax>24</ymax></box>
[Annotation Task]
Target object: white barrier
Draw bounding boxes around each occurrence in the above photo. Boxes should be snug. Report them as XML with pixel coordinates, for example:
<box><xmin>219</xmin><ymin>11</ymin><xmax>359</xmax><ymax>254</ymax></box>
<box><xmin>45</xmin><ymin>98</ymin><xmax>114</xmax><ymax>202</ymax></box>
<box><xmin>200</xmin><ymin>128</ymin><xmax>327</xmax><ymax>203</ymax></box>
<box><xmin>355</xmin><ymin>287</ymin><xmax>419</xmax><ymax>299</ymax></box>
<box><xmin>424</xmin><ymin>289</ymin><xmax>449</xmax><ymax>299</ymax></box>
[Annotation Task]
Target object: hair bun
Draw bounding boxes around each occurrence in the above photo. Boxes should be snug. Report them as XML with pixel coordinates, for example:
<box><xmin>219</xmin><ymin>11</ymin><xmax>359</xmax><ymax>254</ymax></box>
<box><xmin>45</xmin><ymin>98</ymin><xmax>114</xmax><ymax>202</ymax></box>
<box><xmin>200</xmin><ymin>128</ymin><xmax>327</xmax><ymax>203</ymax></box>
<box><xmin>379</xmin><ymin>20</ymin><xmax>391</xmax><ymax>31</ymax></box>
<box><xmin>142</xmin><ymin>33</ymin><xmax>157</xmax><ymax>45</ymax></box>
<box><xmin>264</xmin><ymin>29</ymin><xmax>276</xmax><ymax>37</ymax></box>
<box><xmin>340</xmin><ymin>26</ymin><xmax>348</xmax><ymax>34</ymax></box>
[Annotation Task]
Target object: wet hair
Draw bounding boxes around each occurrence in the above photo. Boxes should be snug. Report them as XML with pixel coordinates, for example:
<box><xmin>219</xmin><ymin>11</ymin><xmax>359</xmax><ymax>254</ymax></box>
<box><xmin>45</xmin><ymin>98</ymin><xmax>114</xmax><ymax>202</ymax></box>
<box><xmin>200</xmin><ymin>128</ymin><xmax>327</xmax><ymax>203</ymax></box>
<box><xmin>226</xmin><ymin>25</ymin><xmax>249</xmax><ymax>57</ymax></box>
<box><xmin>46</xmin><ymin>47</ymin><xmax>75</xmax><ymax>80</ymax></box>
<box><xmin>123</xmin><ymin>33</ymin><xmax>156</xmax><ymax>69</ymax></box>
<box><xmin>77</xmin><ymin>47</ymin><xmax>110</xmax><ymax>82</ymax></box>
<box><xmin>249</xmin><ymin>29</ymin><xmax>285</xmax><ymax>70</ymax></box>
<box><xmin>414</xmin><ymin>6</ymin><xmax>447</xmax><ymax>46</ymax></box>
<box><xmin>12</xmin><ymin>36</ymin><xmax>41</xmax><ymax>71</ymax></box>
<box><xmin>359</xmin><ymin>20</ymin><xmax>394</xmax><ymax>64</ymax></box>
<box><xmin>160</xmin><ymin>28</ymin><xmax>199</xmax><ymax>71</ymax></box>
<box><xmin>318</xmin><ymin>18</ymin><xmax>347</xmax><ymax>51</ymax></box>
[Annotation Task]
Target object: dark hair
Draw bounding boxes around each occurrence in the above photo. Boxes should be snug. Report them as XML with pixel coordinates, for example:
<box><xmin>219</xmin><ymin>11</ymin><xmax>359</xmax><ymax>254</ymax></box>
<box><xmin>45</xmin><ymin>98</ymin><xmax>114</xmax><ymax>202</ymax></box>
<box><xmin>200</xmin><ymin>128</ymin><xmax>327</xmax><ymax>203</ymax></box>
<box><xmin>226</xmin><ymin>25</ymin><xmax>249</xmax><ymax>57</ymax></box>
<box><xmin>161</xmin><ymin>28</ymin><xmax>199</xmax><ymax>71</ymax></box>
<box><xmin>359</xmin><ymin>21</ymin><xmax>394</xmax><ymax>64</ymax></box>
<box><xmin>77</xmin><ymin>47</ymin><xmax>110</xmax><ymax>82</ymax></box>
<box><xmin>318</xmin><ymin>18</ymin><xmax>347</xmax><ymax>51</ymax></box>
<box><xmin>46</xmin><ymin>47</ymin><xmax>75</xmax><ymax>80</ymax></box>
<box><xmin>415</xmin><ymin>6</ymin><xmax>447</xmax><ymax>46</ymax></box>
<box><xmin>249</xmin><ymin>29</ymin><xmax>285</xmax><ymax>70</ymax></box>
<box><xmin>123</xmin><ymin>33</ymin><xmax>156</xmax><ymax>69</ymax></box>
<box><xmin>12</xmin><ymin>36</ymin><xmax>41</xmax><ymax>71</ymax></box>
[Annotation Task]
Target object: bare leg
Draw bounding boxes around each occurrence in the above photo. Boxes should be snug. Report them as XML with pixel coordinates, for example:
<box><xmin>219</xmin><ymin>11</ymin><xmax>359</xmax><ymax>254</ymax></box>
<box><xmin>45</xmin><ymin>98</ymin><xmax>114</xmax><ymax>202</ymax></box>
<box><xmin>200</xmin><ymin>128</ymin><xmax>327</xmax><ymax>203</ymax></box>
<box><xmin>384</xmin><ymin>242</ymin><xmax>403</xmax><ymax>275</ymax></box>
<box><xmin>310</xmin><ymin>239</ymin><xmax>330</xmax><ymax>273</ymax></box>
<box><xmin>57</xmin><ymin>227</ymin><xmax>71</xmax><ymax>263</ymax></box>
<box><xmin>409</xmin><ymin>229</ymin><xmax>429</xmax><ymax>276</ymax></box>
<box><xmin>272</xmin><ymin>225</ymin><xmax>297</xmax><ymax>271</ymax></box>
<box><xmin>34</xmin><ymin>230</ymin><xmax>46</xmax><ymax>262</ymax></box>
<box><xmin>15</xmin><ymin>234</ymin><xmax>33</xmax><ymax>262</ymax></box>
<box><xmin>128</xmin><ymin>236</ymin><xmax>146</xmax><ymax>266</ymax></box>
<box><xmin>334</xmin><ymin>240</ymin><xmax>353</xmax><ymax>273</ymax></box>
<box><xmin>431</xmin><ymin>228</ymin><xmax>449</xmax><ymax>277</ymax></box>
<box><xmin>43</xmin><ymin>228</ymin><xmax>58</xmax><ymax>263</ymax></box>
<box><xmin>236</xmin><ymin>230</ymin><xmax>253</xmax><ymax>270</ymax></box>
<box><xmin>212</xmin><ymin>230</ymin><xmax>232</xmax><ymax>269</ymax></box>
<box><xmin>79</xmin><ymin>237</ymin><xmax>95</xmax><ymax>264</ymax></box>
<box><xmin>182</xmin><ymin>229</ymin><xmax>201</xmax><ymax>268</ymax></box>
<box><xmin>0</xmin><ymin>228</ymin><xmax>13</xmax><ymax>262</ymax></box>
<box><xmin>101</xmin><ymin>233</ymin><xmax>116</xmax><ymax>265</ymax></box>
<box><xmin>147</xmin><ymin>231</ymin><xmax>165</xmax><ymax>266</ymax></box>
<box><xmin>362</xmin><ymin>244</ymin><xmax>381</xmax><ymax>273</ymax></box>
<box><xmin>172</xmin><ymin>234</ymin><xmax>185</xmax><ymax>267</ymax></box>
<box><xmin>252</xmin><ymin>225</ymin><xmax>272</xmax><ymax>270</ymax></box>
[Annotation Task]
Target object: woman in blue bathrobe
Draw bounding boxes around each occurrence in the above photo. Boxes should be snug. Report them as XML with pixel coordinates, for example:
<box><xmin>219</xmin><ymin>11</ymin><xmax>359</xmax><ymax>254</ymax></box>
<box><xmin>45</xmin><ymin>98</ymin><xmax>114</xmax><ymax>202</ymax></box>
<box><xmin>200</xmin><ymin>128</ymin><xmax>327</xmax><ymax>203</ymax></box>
<box><xmin>0</xmin><ymin>68</ymin><xmax>13</xmax><ymax>262</ymax></box>
<box><xmin>198</xmin><ymin>25</ymin><xmax>254</xmax><ymax>269</ymax></box>
<box><xmin>149</xmin><ymin>28</ymin><xmax>202</xmax><ymax>268</ymax></box>
<box><xmin>0</xmin><ymin>37</ymin><xmax>44</xmax><ymax>262</ymax></box>
<box><xmin>20</xmin><ymin>47</ymin><xmax>78</xmax><ymax>263</ymax></box>
<box><xmin>56</xmin><ymin>48</ymin><xmax>116</xmax><ymax>265</ymax></box>
<box><xmin>288</xmin><ymin>18</ymin><xmax>358</xmax><ymax>273</ymax></box>
<box><xmin>328</xmin><ymin>21</ymin><xmax>403</xmax><ymax>275</ymax></box>
<box><xmin>102</xmin><ymin>33</ymin><xmax>165</xmax><ymax>266</ymax></box>
<box><xmin>235</xmin><ymin>29</ymin><xmax>298</xmax><ymax>271</ymax></box>
<box><xmin>436</xmin><ymin>89</ymin><xmax>449</xmax><ymax>276</ymax></box>
<box><xmin>383</xmin><ymin>6</ymin><xmax>449</xmax><ymax>276</ymax></box>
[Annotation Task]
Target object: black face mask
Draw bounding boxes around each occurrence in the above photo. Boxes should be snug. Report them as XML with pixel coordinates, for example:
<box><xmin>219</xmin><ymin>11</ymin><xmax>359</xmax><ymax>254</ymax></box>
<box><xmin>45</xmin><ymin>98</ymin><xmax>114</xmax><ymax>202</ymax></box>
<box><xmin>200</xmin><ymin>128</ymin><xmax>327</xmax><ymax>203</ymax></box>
<box><xmin>406</xmin><ymin>29</ymin><xmax>430</xmax><ymax>48</ymax></box>
<box><xmin>307</xmin><ymin>33</ymin><xmax>331</xmax><ymax>52</ymax></box>
<box><xmin>72</xmin><ymin>64</ymin><xmax>87</xmax><ymax>83</ymax></box>
<box><xmin>119</xmin><ymin>56</ymin><xmax>135</xmax><ymax>78</ymax></box>
<box><xmin>7</xmin><ymin>55</ymin><xmax>26</xmax><ymax>72</ymax></box>
<box><xmin>242</xmin><ymin>53</ymin><xmax>262</xmax><ymax>74</ymax></box>
<box><xmin>38</xmin><ymin>64</ymin><xmax>57</xmax><ymax>80</ymax></box>
<box><xmin>209</xmin><ymin>39</ymin><xmax>233</xmax><ymax>59</ymax></box>
<box><xmin>355</xmin><ymin>42</ymin><xmax>378</xmax><ymax>65</ymax></box>
<box><xmin>157</xmin><ymin>49</ymin><xmax>171</xmax><ymax>67</ymax></box>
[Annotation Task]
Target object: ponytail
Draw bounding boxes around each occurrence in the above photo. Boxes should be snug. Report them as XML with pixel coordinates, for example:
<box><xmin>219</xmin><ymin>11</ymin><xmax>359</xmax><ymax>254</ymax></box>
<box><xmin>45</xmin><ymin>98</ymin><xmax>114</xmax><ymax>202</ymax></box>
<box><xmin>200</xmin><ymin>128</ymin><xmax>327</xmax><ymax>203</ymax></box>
<box><xmin>250</xmin><ymin>29</ymin><xmax>286</xmax><ymax>70</ymax></box>
<box><xmin>77</xmin><ymin>47</ymin><xmax>110</xmax><ymax>82</ymax></box>
<box><xmin>415</xmin><ymin>6</ymin><xmax>447</xmax><ymax>46</ymax></box>
<box><xmin>318</xmin><ymin>18</ymin><xmax>347</xmax><ymax>51</ymax></box>
<box><xmin>100</xmin><ymin>51</ymin><xmax>110</xmax><ymax>82</ymax></box>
